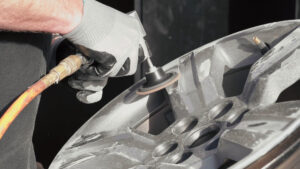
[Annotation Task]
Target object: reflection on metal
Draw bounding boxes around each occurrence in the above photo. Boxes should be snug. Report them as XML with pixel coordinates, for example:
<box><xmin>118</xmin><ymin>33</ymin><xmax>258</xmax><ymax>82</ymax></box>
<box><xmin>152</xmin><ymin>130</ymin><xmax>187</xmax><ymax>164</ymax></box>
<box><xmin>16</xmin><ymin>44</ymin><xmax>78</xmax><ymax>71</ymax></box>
<box><xmin>50</xmin><ymin>20</ymin><xmax>300</xmax><ymax>169</ymax></box>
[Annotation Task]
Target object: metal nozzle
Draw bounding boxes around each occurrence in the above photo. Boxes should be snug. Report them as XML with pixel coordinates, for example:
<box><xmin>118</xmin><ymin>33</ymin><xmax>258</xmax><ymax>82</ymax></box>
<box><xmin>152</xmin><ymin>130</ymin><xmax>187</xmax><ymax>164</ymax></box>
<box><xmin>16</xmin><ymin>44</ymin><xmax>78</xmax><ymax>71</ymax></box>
<box><xmin>253</xmin><ymin>36</ymin><xmax>270</xmax><ymax>54</ymax></box>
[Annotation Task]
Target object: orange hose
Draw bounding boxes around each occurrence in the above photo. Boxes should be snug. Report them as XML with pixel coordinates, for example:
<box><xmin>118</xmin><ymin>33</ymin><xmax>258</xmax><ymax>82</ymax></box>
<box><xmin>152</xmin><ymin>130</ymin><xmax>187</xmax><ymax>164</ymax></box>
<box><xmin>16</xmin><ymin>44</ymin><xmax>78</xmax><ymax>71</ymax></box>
<box><xmin>0</xmin><ymin>81</ymin><xmax>47</xmax><ymax>139</ymax></box>
<box><xmin>0</xmin><ymin>55</ymin><xmax>83</xmax><ymax>140</ymax></box>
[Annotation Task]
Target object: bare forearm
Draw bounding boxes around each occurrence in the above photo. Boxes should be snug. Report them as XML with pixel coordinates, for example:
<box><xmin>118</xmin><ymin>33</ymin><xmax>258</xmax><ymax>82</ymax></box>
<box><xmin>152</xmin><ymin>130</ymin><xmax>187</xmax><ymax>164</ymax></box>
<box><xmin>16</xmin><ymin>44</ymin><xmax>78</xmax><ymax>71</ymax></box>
<box><xmin>0</xmin><ymin>0</ymin><xmax>83</xmax><ymax>34</ymax></box>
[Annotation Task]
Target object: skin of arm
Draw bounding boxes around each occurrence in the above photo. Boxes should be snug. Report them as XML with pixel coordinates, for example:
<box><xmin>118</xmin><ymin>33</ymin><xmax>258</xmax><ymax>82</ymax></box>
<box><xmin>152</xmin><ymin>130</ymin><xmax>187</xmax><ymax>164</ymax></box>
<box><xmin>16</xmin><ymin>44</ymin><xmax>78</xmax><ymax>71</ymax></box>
<box><xmin>0</xmin><ymin>0</ymin><xmax>83</xmax><ymax>34</ymax></box>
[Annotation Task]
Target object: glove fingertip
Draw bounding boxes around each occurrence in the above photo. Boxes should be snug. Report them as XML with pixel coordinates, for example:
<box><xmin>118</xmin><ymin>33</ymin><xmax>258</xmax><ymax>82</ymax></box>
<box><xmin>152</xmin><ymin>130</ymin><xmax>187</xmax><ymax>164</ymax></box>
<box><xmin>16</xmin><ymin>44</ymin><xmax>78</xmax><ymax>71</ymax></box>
<box><xmin>76</xmin><ymin>91</ymin><xmax>103</xmax><ymax>104</ymax></box>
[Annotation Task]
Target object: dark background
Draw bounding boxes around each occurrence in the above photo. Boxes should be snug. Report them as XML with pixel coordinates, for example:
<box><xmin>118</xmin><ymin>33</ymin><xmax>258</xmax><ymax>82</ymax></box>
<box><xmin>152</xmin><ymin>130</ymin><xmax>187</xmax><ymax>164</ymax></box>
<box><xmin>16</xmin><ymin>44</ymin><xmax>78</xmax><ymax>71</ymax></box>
<box><xmin>33</xmin><ymin>0</ymin><xmax>298</xmax><ymax>167</ymax></box>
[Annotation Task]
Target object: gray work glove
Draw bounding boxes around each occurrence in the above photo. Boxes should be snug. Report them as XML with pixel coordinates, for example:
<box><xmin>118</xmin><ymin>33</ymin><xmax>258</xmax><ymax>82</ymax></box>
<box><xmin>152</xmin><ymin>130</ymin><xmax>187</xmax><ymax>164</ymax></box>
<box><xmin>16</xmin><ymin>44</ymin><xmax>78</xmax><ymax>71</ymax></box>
<box><xmin>50</xmin><ymin>36</ymin><xmax>108</xmax><ymax>104</ymax></box>
<box><xmin>68</xmin><ymin>62</ymin><xmax>108</xmax><ymax>104</ymax></box>
<box><xmin>63</xmin><ymin>0</ymin><xmax>146</xmax><ymax>104</ymax></box>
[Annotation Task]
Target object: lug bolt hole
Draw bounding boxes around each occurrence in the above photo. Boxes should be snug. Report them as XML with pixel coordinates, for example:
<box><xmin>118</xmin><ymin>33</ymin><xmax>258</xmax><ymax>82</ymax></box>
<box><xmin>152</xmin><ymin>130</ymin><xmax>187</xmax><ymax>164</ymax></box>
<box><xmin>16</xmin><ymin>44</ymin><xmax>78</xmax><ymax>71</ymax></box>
<box><xmin>168</xmin><ymin>152</ymin><xmax>193</xmax><ymax>164</ymax></box>
<box><xmin>172</xmin><ymin>117</ymin><xmax>198</xmax><ymax>135</ymax></box>
<box><xmin>153</xmin><ymin>141</ymin><xmax>178</xmax><ymax>157</ymax></box>
<box><xmin>184</xmin><ymin>124</ymin><xmax>220</xmax><ymax>148</ymax></box>
<box><xmin>209</xmin><ymin>101</ymin><xmax>233</xmax><ymax>120</ymax></box>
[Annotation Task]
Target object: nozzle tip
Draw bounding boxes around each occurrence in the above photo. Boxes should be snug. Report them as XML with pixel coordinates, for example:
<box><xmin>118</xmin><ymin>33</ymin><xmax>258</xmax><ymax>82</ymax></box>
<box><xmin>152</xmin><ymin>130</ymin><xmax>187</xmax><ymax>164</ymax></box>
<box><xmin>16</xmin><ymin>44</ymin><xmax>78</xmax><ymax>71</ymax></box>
<box><xmin>253</xmin><ymin>36</ymin><xmax>261</xmax><ymax>45</ymax></box>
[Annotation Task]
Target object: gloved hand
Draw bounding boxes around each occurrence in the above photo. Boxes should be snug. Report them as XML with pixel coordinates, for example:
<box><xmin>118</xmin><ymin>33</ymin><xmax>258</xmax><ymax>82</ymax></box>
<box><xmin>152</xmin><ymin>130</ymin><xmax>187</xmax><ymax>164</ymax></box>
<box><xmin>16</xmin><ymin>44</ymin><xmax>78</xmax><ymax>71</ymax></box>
<box><xmin>64</xmin><ymin>0</ymin><xmax>145</xmax><ymax>77</ymax></box>
<box><xmin>50</xmin><ymin>36</ymin><xmax>108</xmax><ymax>104</ymax></box>
<box><xmin>63</xmin><ymin>0</ymin><xmax>146</xmax><ymax>103</ymax></box>
<box><xmin>68</xmin><ymin>63</ymin><xmax>108</xmax><ymax>104</ymax></box>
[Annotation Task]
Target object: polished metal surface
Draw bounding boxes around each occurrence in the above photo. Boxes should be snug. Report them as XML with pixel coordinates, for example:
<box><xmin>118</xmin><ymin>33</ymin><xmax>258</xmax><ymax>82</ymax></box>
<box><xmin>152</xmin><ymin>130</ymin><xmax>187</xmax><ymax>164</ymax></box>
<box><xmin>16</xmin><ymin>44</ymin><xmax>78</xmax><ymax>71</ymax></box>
<box><xmin>50</xmin><ymin>20</ymin><xmax>300</xmax><ymax>169</ymax></box>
